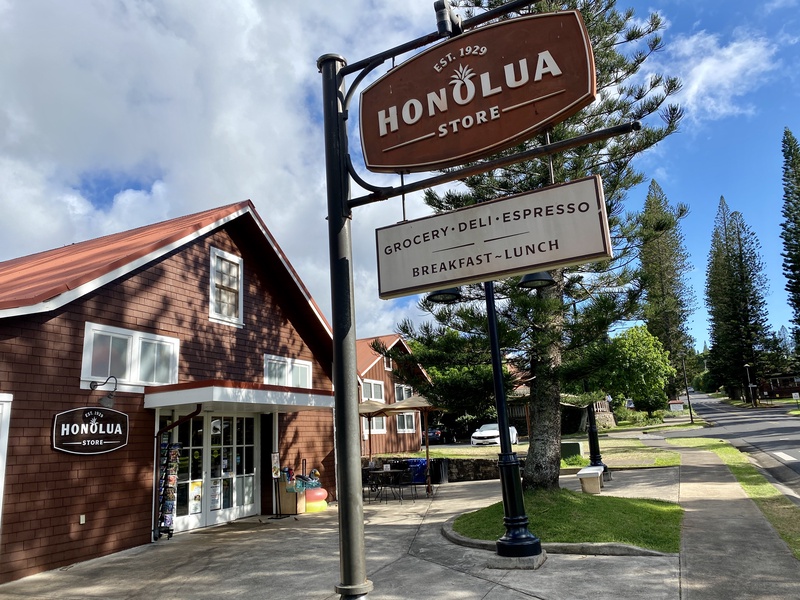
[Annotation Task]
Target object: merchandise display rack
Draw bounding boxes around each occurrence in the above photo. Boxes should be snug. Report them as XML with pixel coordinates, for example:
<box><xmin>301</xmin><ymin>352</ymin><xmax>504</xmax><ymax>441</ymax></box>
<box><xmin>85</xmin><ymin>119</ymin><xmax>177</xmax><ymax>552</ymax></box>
<box><xmin>156</xmin><ymin>442</ymin><xmax>181</xmax><ymax>539</ymax></box>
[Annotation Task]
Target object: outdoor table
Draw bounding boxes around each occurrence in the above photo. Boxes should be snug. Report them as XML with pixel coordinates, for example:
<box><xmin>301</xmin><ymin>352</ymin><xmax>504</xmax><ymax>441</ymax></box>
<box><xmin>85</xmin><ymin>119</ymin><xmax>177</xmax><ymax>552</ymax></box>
<box><xmin>368</xmin><ymin>469</ymin><xmax>407</xmax><ymax>503</ymax></box>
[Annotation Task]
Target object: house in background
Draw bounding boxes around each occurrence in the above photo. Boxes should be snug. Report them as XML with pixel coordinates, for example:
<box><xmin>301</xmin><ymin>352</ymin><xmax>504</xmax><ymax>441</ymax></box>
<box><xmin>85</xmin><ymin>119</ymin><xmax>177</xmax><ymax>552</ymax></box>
<box><xmin>356</xmin><ymin>334</ymin><xmax>426</xmax><ymax>457</ymax></box>
<box><xmin>0</xmin><ymin>201</ymin><xmax>336</xmax><ymax>583</ymax></box>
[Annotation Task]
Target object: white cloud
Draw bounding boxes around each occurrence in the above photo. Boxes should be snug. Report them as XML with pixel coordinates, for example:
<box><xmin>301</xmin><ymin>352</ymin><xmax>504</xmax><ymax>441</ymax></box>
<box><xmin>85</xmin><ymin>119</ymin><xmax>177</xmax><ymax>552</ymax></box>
<box><xmin>666</xmin><ymin>30</ymin><xmax>778</xmax><ymax>123</ymax></box>
<box><xmin>0</xmin><ymin>0</ymin><xmax>446</xmax><ymax>338</ymax></box>
<box><xmin>765</xmin><ymin>0</ymin><xmax>798</xmax><ymax>13</ymax></box>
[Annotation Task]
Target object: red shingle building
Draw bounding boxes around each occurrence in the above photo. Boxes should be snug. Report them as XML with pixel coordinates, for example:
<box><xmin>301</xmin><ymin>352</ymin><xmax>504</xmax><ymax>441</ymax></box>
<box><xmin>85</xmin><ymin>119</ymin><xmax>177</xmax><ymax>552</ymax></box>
<box><xmin>356</xmin><ymin>334</ymin><xmax>427</xmax><ymax>457</ymax></box>
<box><xmin>0</xmin><ymin>201</ymin><xmax>337</xmax><ymax>583</ymax></box>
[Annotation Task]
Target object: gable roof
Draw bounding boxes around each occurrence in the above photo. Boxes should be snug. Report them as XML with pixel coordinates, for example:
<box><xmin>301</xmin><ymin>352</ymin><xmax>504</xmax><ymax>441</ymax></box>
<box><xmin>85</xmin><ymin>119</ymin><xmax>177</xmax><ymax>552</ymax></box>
<box><xmin>356</xmin><ymin>334</ymin><xmax>407</xmax><ymax>376</ymax></box>
<box><xmin>0</xmin><ymin>200</ymin><xmax>332</xmax><ymax>340</ymax></box>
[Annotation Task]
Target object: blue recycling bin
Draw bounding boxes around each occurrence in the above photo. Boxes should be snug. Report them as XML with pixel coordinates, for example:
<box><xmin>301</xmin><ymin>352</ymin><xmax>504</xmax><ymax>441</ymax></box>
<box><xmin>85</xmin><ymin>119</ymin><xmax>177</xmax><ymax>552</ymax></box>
<box><xmin>407</xmin><ymin>458</ymin><xmax>427</xmax><ymax>484</ymax></box>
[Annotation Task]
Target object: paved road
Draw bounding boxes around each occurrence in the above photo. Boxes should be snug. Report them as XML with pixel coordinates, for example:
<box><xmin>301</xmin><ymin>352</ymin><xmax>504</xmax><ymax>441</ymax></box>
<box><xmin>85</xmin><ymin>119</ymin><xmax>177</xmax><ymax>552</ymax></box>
<box><xmin>664</xmin><ymin>392</ymin><xmax>800</xmax><ymax>502</ymax></box>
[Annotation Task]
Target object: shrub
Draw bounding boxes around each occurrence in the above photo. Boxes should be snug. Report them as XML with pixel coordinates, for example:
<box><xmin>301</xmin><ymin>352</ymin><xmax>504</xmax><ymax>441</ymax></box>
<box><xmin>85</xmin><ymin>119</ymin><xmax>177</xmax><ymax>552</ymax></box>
<box><xmin>613</xmin><ymin>405</ymin><xmax>665</xmax><ymax>426</ymax></box>
<box><xmin>562</xmin><ymin>454</ymin><xmax>590</xmax><ymax>467</ymax></box>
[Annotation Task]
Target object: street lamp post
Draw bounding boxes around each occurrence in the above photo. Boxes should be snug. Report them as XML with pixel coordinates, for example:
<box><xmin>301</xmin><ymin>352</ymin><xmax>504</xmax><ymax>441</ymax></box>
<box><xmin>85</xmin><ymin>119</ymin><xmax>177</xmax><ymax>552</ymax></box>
<box><xmin>428</xmin><ymin>273</ymin><xmax>553</xmax><ymax>561</ymax></box>
<box><xmin>484</xmin><ymin>281</ymin><xmax>542</xmax><ymax>558</ymax></box>
<box><xmin>585</xmin><ymin>401</ymin><xmax>607</xmax><ymax>469</ymax></box>
<box><xmin>680</xmin><ymin>356</ymin><xmax>694</xmax><ymax>424</ymax></box>
<box><xmin>744</xmin><ymin>363</ymin><xmax>755</xmax><ymax>407</ymax></box>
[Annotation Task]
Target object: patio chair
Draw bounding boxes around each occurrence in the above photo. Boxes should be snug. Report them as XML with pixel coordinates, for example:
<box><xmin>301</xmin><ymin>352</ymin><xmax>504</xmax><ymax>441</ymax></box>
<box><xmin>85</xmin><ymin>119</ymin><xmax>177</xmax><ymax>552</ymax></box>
<box><xmin>394</xmin><ymin>468</ymin><xmax>417</xmax><ymax>503</ymax></box>
<box><xmin>362</xmin><ymin>467</ymin><xmax>382</xmax><ymax>503</ymax></box>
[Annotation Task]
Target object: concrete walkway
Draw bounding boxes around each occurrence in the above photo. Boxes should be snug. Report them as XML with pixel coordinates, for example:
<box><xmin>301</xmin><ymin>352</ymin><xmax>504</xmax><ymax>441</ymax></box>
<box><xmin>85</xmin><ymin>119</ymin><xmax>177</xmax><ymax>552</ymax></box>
<box><xmin>646</xmin><ymin>437</ymin><xmax>800</xmax><ymax>600</ymax></box>
<box><xmin>0</xmin><ymin>441</ymin><xmax>798</xmax><ymax>599</ymax></box>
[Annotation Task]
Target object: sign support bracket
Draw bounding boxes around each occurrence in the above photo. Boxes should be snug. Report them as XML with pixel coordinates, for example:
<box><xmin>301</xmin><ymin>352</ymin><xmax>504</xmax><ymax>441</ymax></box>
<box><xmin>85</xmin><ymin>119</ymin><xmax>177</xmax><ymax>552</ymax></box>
<box><xmin>348</xmin><ymin>121</ymin><xmax>640</xmax><ymax>208</ymax></box>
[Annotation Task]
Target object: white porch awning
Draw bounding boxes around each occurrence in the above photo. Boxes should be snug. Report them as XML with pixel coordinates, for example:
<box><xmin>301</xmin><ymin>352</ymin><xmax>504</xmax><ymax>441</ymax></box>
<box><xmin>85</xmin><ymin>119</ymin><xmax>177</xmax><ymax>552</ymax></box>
<box><xmin>144</xmin><ymin>380</ymin><xmax>335</xmax><ymax>413</ymax></box>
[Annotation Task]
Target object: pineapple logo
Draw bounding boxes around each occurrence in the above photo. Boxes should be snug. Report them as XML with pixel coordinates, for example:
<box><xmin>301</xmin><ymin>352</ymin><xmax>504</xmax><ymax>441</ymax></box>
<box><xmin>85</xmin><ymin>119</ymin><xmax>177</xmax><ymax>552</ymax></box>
<box><xmin>450</xmin><ymin>64</ymin><xmax>477</xmax><ymax>106</ymax></box>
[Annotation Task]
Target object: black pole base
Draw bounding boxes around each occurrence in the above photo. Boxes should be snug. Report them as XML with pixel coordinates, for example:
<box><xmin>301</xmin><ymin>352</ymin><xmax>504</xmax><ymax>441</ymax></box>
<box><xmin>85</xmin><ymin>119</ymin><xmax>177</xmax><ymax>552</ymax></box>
<box><xmin>496</xmin><ymin>532</ymin><xmax>542</xmax><ymax>557</ymax></box>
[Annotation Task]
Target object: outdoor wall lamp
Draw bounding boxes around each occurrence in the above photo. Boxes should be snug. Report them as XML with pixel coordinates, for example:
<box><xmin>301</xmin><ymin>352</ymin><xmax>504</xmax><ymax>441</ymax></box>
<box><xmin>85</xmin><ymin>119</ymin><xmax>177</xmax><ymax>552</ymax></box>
<box><xmin>425</xmin><ymin>272</ymin><xmax>555</xmax><ymax>304</ymax></box>
<box><xmin>90</xmin><ymin>375</ymin><xmax>118</xmax><ymax>409</ymax></box>
<box><xmin>434</xmin><ymin>0</ymin><xmax>462</xmax><ymax>38</ymax></box>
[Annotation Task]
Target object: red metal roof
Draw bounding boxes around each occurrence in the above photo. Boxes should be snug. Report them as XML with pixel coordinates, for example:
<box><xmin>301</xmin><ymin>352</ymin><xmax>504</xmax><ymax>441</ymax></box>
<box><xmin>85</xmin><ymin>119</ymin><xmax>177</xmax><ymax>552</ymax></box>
<box><xmin>0</xmin><ymin>201</ymin><xmax>331</xmax><ymax>339</ymax></box>
<box><xmin>356</xmin><ymin>334</ymin><xmax>406</xmax><ymax>375</ymax></box>
<box><xmin>0</xmin><ymin>201</ymin><xmax>250</xmax><ymax>312</ymax></box>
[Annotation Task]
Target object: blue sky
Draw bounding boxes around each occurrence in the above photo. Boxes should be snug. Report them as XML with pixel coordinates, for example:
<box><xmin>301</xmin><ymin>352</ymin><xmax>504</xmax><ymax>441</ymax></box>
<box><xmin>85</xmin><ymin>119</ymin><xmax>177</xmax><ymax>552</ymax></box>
<box><xmin>0</xmin><ymin>1</ymin><xmax>797</xmax><ymax>350</ymax></box>
<box><xmin>621</xmin><ymin>0</ymin><xmax>800</xmax><ymax>349</ymax></box>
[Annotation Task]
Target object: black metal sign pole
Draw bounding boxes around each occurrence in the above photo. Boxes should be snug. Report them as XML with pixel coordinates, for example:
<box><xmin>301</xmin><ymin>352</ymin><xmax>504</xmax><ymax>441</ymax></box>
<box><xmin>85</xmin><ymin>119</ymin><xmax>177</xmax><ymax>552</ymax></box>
<box><xmin>318</xmin><ymin>53</ymin><xmax>373</xmax><ymax>599</ymax></box>
<box><xmin>316</xmin><ymin>2</ymin><xmax>642</xmax><ymax>595</ymax></box>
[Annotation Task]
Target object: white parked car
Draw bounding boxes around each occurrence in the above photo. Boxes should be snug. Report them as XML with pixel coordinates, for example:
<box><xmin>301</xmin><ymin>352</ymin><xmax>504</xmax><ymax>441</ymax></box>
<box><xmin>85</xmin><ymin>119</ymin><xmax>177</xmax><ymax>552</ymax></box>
<box><xmin>470</xmin><ymin>423</ymin><xmax>518</xmax><ymax>445</ymax></box>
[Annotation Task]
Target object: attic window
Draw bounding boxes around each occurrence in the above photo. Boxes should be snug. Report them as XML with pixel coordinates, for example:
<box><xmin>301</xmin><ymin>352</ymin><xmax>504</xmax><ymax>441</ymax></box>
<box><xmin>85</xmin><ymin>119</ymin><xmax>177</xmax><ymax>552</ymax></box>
<box><xmin>210</xmin><ymin>247</ymin><xmax>244</xmax><ymax>327</ymax></box>
<box><xmin>384</xmin><ymin>356</ymin><xmax>393</xmax><ymax>371</ymax></box>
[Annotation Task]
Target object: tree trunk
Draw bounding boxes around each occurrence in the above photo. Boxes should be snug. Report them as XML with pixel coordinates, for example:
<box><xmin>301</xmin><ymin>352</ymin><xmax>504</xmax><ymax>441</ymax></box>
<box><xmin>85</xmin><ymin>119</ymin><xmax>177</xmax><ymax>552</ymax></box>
<box><xmin>524</xmin><ymin>380</ymin><xmax>562</xmax><ymax>489</ymax></box>
<box><xmin>522</xmin><ymin>281</ymin><xmax>563</xmax><ymax>490</ymax></box>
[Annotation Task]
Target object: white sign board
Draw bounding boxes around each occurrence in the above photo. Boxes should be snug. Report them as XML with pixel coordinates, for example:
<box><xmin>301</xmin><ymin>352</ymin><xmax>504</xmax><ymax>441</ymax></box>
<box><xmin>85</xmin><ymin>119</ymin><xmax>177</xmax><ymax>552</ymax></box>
<box><xmin>376</xmin><ymin>175</ymin><xmax>612</xmax><ymax>299</ymax></box>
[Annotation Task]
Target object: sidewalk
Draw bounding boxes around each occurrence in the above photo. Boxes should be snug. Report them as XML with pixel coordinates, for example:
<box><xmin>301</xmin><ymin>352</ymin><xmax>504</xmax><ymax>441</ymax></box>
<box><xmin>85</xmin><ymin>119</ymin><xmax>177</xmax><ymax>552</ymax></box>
<box><xmin>0</xmin><ymin>442</ymin><xmax>798</xmax><ymax>599</ymax></box>
<box><xmin>643</xmin><ymin>436</ymin><xmax>800</xmax><ymax>600</ymax></box>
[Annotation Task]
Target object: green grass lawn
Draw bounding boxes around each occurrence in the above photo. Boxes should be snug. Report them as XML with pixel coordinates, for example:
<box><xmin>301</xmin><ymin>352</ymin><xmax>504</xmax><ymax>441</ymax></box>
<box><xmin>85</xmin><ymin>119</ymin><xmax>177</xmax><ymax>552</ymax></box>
<box><xmin>384</xmin><ymin>421</ymin><xmax>800</xmax><ymax>558</ymax></box>
<box><xmin>388</xmin><ymin>433</ymin><xmax>684</xmax><ymax>554</ymax></box>
<box><xmin>596</xmin><ymin>437</ymin><xmax>681</xmax><ymax>467</ymax></box>
<box><xmin>384</xmin><ymin>436</ymin><xmax>682</xmax><ymax>466</ymax></box>
<box><xmin>452</xmin><ymin>488</ymin><xmax>682</xmax><ymax>553</ymax></box>
<box><xmin>767</xmin><ymin>398</ymin><xmax>800</xmax><ymax>415</ymax></box>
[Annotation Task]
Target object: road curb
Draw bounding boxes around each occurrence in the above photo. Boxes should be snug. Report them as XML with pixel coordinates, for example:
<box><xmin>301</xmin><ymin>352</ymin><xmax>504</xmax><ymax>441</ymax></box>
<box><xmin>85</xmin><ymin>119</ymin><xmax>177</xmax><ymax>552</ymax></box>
<box><xmin>441</xmin><ymin>515</ymin><xmax>676</xmax><ymax>557</ymax></box>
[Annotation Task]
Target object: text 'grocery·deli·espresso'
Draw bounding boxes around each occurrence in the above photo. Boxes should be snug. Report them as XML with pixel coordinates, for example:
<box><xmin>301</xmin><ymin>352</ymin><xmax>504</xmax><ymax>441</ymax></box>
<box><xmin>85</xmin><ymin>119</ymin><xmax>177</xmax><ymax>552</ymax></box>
<box><xmin>375</xmin><ymin>176</ymin><xmax>611</xmax><ymax>299</ymax></box>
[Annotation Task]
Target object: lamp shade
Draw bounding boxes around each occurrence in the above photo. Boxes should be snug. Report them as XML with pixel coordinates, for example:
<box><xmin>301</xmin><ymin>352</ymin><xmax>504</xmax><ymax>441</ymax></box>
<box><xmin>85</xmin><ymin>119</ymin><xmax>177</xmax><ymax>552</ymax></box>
<box><xmin>519</xmin><ymin>272</ymin><xmax>555</xmax><ymax>289</ymax></box>
<box><xmin>426</xmin><ymin>287</ymin><xmax>462</xmax><ymax>304</ymax></box>
<box><xmin>99</xmin><ymin>393</ymin><xmax>115</xmax><ymax>409</ymax></box>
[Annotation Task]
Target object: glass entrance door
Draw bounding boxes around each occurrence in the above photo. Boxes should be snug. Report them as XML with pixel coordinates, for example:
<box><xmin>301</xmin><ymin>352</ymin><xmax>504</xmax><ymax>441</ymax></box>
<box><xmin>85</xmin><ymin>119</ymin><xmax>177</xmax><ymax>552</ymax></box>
<box><xmin>173</xmin><ymin>413</ymin><xmax>258</xmax><ymax>532</ymax></box>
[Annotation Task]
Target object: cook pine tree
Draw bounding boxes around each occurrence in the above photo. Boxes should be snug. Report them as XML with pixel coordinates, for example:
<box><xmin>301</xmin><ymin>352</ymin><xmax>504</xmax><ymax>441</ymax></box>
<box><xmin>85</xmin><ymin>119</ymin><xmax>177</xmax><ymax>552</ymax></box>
<box><xmin>638</xmin><ymin>180</ymin><xmax>694</xmax><ymax>398</ymax></box>
<box><xmin>779</xmin><ymin>127</ymin><xmax>800</xmax><ymax>360</ymax></box>
<box><xmin>394</xmin><ymin>0</ymin><xmax>683</xmax><ymax>490</ymax></box>
<box><xmin>705</xmin><ymin>197</ymin><xmax>771</xmax><ymax>402</ymax></box>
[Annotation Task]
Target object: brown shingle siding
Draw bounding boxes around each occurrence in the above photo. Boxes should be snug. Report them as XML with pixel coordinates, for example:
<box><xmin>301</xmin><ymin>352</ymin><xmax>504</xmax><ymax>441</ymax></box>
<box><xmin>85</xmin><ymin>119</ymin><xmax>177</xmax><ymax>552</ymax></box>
<box><xmin>0</xmin><ymin>217</ymin><xmax>334</xmax><ymax>584</ymax></box>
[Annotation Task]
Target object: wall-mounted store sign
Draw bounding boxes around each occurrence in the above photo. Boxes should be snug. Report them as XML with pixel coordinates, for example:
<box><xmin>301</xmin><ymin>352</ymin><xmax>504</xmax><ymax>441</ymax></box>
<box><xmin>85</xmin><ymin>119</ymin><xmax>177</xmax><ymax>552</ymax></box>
<box><xmin>376</xmin><ymin>176</ymin><xmax>611</xmax><ymax>299</ymax></box>
<box><xmin>359</xmin><ymin>10</ymin><xmax>595</xmax><ymax>173</ymax></box>
<box><xmin>52</xmin><ymin>407</ymin><xmax>129</xmax><ymax>455</ymax></box>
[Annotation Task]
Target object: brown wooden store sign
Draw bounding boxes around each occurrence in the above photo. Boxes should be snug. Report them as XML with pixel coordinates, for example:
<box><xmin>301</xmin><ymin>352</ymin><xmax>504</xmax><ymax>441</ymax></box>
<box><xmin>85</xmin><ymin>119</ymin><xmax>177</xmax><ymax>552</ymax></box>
<box><xmin>359</xmin><ymin>10</ymin><xmax>596</xmax><ymax>173</ymax></box>
<box><xmin>52</xmin><ymin>407</ymin><xmax>129</xmax><ymax>455</ymax></box>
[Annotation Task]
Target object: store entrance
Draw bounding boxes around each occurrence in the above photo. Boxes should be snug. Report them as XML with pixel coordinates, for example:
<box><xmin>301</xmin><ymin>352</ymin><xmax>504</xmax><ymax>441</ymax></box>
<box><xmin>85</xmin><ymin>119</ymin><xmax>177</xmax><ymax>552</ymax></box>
<box><xmin>171</xmin><ymin>413</ymin><xmax>259</xmax><ymax>532</ymax></box>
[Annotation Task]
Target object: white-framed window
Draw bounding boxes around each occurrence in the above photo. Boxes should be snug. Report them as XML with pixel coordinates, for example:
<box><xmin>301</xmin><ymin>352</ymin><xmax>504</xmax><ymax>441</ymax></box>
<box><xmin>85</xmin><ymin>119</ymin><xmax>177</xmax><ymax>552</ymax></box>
<box><xmin>0</xmin><ymin>393</ymin><xmax>12</xmax><ymax>539</ymax></box>
<box><xmin>362</xmin><ymin>380</ymin><xmax>384</xmax><ymax>401</ymax></box>
<box><xmin>362</xmin><ymin>379</ymin><xmax>385</xmax><ymax>433</ymax></box>
<box><xmin>81</xmin><ymin>322</ymin><xmax>179</xmax><ymax>390</ymax></box>
<box><xmin>363</xmin><ymin>413</ymin><xmax>386</xmax><ymax>434</ymax></box>
<box><xmin>384</xmin><ymin>356</ymin><xmax>393</xmax><ymax>371</ymax></box>
<box><xmin>396</xmin><ymin>412</ymin><xmax>415</xmax><ymax>433</ymax></box>
<box><xmin>209</xmin><ymin>247</ymin><xmax>244</xmax><ymax>327</ymax></box>
<box><xmin>395</xmin><ymin>384</ymin><xmax>413</xmax><ymax>401</ymax></box>
<box><xmin>264</xmin><ymin>355</ymin><xmax>312</xmax><ymax>389</ymax></box>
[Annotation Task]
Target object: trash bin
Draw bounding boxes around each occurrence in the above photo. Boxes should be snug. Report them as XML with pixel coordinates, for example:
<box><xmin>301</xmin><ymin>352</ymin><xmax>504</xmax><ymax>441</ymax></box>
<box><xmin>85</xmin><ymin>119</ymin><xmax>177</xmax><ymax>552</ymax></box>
<box><xmin>430</xmin><ymin>458</ymin><xmax>449</xmax><ymax>484</ymax></box>
<box><xmin>407</xmin><ymin>458</ymin><xmax>427</xmax><ymax>484</ymax></box>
